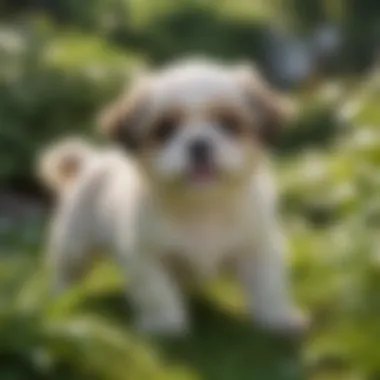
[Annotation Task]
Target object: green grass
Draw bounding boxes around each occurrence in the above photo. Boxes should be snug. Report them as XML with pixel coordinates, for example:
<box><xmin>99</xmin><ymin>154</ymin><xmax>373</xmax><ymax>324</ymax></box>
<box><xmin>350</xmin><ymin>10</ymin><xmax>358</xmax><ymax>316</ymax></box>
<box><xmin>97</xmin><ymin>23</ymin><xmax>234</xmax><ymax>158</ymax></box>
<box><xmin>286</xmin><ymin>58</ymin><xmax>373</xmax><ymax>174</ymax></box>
<box><xmin>84</xmin><ymin>277</ymin><xmax>305</xmax><ymax>380</ymax></box>
<box><xmin>0</xmin><ymin>246</ymin><xmax>367</xmax><ymax>380</ymax></box>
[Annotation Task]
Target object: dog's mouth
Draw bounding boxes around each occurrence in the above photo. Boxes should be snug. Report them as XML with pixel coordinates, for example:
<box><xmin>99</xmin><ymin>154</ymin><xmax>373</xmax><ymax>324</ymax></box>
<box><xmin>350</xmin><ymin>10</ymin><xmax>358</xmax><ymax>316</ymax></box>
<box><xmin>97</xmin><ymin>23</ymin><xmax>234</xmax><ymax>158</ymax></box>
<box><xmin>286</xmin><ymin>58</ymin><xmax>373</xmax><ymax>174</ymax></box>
<box><xmin>188</xmin><ymin>162</ymin><xmax>219</xmax><ymax>185</ymax></box>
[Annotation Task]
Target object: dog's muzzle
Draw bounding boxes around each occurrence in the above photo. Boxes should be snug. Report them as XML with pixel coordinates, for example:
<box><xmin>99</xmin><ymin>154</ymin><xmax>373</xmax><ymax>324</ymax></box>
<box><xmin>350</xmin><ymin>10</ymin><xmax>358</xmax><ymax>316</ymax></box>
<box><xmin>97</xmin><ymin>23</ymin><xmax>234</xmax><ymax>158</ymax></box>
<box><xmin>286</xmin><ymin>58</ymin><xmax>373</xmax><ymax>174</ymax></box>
<box><xmin>188</xmin><ymin>139</ymin><xmax>212</xmax><ymax>166</ymax></box>
<box><xmin>187</xmin><ymin>139</ymin><xmax>219</xmax><ymax>183</ymax></box>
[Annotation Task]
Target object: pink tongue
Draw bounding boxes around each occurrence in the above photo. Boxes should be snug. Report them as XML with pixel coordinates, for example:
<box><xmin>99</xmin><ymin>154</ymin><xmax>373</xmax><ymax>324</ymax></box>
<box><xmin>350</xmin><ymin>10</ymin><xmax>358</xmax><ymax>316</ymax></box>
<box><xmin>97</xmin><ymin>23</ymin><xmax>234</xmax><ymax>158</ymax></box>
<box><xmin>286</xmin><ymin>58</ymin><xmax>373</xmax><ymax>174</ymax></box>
<box><xmin>191</xmin><ymin>165</ymin><xmax>215</xmax><ymax>182</ymax></box>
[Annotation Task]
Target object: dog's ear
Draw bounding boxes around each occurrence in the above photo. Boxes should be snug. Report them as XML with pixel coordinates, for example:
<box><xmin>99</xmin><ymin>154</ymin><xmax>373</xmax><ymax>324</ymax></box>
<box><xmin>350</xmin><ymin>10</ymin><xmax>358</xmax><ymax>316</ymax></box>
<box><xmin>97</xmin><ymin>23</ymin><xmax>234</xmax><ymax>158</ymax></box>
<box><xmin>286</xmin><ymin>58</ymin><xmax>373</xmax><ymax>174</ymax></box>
<box><xmin>98</xmin><ymin>77</ymin><xmax>151</xmax><ymax>151</ymax></box>
<box><xmin>235</xmin><ymin>64</ymin><xmax>294</xmax><ymax>145</ymax></box>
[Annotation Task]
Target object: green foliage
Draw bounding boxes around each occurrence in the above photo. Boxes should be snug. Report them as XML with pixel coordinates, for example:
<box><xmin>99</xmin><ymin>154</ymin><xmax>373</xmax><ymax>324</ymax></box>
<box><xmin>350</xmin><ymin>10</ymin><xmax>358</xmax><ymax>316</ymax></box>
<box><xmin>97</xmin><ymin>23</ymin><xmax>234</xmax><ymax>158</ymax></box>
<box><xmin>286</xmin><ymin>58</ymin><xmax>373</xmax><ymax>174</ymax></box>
<box><xmin>282</xmin><ymin>71</ymin><xmax>380</xmax><ymax>379</ymax></box>
<box><xmin>0</xmin><ymin>19</ymin><xmax>142</xmax><ymax>183</ymax></box>
<box><xmin>1</xmin><ymin>1</ymin><xmax>380</xmax><ymax>379</ymax></box>
<box><xmin>0</xmin><ymin>260</ymin><xmax>197</xmax><ymax>380</ymax></box>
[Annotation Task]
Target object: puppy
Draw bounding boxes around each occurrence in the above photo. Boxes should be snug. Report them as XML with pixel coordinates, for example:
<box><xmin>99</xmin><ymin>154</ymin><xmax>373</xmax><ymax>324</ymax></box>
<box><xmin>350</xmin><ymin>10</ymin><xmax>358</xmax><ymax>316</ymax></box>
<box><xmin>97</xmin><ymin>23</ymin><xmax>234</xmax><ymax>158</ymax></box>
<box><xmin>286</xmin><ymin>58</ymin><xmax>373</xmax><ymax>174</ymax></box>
<box><xmin>45</xmin><ymin>59</ymin><xmax>305</xmax><ymax>336</ymax></box>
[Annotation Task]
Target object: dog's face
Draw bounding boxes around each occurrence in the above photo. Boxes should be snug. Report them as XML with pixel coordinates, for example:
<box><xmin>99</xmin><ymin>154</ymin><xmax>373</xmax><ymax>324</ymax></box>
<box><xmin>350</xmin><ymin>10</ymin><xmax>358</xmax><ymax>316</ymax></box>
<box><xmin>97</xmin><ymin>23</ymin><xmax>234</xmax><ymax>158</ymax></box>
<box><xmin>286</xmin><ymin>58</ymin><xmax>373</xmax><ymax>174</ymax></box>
<box><xmin>101</xmin><ymin>60</ymin><xmax>289</xmax><ymax>192</ymax></box>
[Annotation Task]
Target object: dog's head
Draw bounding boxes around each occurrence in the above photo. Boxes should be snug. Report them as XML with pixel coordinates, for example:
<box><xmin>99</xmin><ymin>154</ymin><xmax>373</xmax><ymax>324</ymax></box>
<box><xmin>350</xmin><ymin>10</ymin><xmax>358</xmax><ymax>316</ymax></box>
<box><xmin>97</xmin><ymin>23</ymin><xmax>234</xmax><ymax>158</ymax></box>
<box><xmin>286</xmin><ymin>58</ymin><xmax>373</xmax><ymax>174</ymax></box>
<box><xmin>100</xmin><ymin>59</ymin><xmax>290</xmax><ymax>193</ymax></box>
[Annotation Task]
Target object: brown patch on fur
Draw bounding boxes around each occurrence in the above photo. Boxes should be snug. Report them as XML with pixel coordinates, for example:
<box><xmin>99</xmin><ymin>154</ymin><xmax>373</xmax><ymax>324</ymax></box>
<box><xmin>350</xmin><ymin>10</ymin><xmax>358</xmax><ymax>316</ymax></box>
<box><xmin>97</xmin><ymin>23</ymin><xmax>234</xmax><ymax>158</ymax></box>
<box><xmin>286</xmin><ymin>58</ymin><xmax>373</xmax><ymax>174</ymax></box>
<box><xmin>146</xmin><ymin>108</ymin><xmax>184</xmax><ymax>147</ymax></box>
<box><xmin>58</xmin><ymin>155</ymin><xmax>81</xmax><ymax>183</ymax></box>
<box><xmin>37</xmin><ymin>137</ymin><xmax>94</xmax><ymax>193</ymax></box>
<box><xmin>99</xmin><ymin>79</ymin><xmax>151</xmax><ymax>150</ymax></box>
<box><xmin>208</xmin><ymin>103</ymin><xmax>252</xmax><ymax>138</ymax></box>
<box><xmin>237</xmin><ymin>65</ymin><xmax>293</xmax><ymax>144</ymax></box>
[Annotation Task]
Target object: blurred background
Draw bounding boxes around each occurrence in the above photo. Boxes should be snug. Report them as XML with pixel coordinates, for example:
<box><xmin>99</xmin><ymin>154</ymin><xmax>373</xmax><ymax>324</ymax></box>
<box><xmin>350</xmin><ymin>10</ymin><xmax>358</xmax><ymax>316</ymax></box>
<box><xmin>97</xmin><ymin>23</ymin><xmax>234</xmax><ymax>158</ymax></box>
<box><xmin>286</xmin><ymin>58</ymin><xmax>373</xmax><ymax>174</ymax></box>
<box><xmin>0</xmin><ymin>1</ymin><xmax>380</xmax><ymax>379</ymax></box>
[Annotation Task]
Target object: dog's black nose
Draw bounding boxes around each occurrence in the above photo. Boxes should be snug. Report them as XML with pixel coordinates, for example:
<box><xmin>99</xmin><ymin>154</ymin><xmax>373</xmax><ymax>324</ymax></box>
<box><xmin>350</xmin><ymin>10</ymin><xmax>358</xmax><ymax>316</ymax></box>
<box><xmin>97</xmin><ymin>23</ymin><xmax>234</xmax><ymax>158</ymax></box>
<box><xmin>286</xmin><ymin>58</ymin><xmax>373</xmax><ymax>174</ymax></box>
<box><xmin>188</xmin><ymin>140</ymin><xmax>211</xmax><ymax>164</ymax></box>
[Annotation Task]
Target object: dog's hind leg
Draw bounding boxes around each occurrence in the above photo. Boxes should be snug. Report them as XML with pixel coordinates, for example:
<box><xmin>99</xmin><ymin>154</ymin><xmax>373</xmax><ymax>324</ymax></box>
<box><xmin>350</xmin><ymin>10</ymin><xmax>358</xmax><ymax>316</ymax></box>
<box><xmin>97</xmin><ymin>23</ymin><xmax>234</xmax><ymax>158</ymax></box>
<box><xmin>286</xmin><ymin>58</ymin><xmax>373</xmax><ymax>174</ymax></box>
<box><xmin>46</xmin><ymin>169</ymin><xmax>104</xmax><ymax>295</ymax></box>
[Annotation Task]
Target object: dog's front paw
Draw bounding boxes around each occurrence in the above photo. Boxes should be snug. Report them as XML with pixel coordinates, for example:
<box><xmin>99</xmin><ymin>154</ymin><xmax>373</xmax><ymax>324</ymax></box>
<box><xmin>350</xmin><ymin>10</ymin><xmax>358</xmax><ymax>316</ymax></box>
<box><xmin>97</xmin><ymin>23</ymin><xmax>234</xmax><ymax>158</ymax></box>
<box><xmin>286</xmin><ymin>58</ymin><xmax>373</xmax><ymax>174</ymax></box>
<box><xmin>255</xmin><ymin>310</ymin><xmax>309</xmax><ymax>338</ymax></box>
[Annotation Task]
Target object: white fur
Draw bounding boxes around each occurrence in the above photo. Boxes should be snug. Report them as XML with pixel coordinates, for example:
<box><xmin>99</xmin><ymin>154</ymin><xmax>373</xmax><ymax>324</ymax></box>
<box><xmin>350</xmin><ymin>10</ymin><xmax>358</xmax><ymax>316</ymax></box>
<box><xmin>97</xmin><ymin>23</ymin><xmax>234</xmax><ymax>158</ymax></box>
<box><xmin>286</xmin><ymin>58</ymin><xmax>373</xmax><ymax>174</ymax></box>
<box><xmin>45</xmin><ymin>59</ymin><xmax>305</xmax><ymax>336</ymax></box>
<box><xmin>136</xmin><ymin>61</ymin><xmax>257</xmax><ymax>186</ymax></box>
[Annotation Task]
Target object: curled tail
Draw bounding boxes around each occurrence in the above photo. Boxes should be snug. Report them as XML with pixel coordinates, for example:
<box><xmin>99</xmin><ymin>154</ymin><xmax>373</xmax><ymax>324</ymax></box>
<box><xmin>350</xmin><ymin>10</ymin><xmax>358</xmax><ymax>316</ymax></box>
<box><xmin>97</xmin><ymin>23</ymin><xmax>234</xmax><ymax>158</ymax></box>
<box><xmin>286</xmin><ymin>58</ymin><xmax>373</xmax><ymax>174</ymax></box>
<box><xmin>37</xmin><ymin>137</ymin><xmax>96</xmax><ymax>193</ymax></box>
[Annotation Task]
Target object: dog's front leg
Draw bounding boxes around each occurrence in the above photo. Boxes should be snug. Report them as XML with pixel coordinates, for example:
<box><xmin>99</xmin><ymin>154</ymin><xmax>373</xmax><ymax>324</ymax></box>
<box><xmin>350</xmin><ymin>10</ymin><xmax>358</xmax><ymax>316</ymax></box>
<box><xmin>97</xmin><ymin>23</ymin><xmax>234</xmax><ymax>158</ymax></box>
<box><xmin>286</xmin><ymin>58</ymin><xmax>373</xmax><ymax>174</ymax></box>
<box><xmin>238</xmin><ymin>226</ymin><xmax>307</xmax><ymax>335</ymax></box>
<box><xmin>129</xmin><ymin>256</ymin><xmax>189</xmax><ymax>336</ymax></box>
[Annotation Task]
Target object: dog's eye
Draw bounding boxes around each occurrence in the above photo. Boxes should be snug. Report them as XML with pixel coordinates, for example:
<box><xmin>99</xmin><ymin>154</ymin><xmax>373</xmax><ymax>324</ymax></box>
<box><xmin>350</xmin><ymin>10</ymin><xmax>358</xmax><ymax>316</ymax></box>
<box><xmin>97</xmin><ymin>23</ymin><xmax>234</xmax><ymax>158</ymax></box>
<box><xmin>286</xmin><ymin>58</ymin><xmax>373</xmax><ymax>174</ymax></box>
<box><xmin>151</xmin><ymin>117</ymin><xmax>178</xmax><ymax>143</ymax></box>
<box><xmin>217</xmin><ymin>112</ymin><xmax>243</xmax><ymax>136</ymax></box>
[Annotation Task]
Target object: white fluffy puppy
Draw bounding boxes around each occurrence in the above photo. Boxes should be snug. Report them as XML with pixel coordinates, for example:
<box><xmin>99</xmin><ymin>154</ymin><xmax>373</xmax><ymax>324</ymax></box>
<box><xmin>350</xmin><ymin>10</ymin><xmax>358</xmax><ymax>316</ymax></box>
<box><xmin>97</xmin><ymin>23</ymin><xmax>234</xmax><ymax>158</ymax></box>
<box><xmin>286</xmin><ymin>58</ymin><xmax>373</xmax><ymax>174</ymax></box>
<box><xmin>44</xmin><ymin>59</ymin><xmax>305</xmax><ymax>336</ymax></box>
